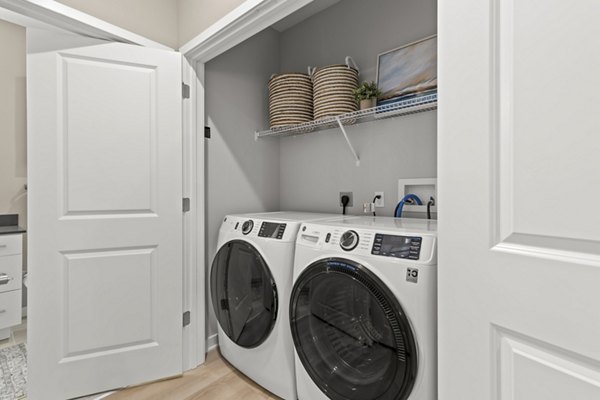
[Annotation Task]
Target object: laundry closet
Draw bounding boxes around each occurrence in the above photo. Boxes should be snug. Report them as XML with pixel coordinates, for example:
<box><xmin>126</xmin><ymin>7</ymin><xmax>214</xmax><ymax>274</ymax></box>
<box><xmin>203</xmin><ymin>0</ymin><xmax>438</xmax><ymax>345</ymax></box>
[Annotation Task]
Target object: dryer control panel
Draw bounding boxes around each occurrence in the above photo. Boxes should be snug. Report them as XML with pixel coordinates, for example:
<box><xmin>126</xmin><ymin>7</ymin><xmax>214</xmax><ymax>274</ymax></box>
<box><xmin>372</xmin><ymin>234</ymin><xmax>422</xmax><ymax>260</ymax></box>
<box><xmin>258</xmin><ymin>222</ymin><xmax>286</xmax><ymax>239</ymax></box>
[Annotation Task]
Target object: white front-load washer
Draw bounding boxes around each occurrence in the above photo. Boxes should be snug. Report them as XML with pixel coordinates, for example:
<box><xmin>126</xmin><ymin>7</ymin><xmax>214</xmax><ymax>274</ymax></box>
<box><xmin>210</xmin><ymin>211</ymin><xmax>338</xmax><ymax>399</ymax></box>
<box><xmin>290</xmin><ymin>216</ymin><xmax>437</xmax><ymax>400</ymax></box>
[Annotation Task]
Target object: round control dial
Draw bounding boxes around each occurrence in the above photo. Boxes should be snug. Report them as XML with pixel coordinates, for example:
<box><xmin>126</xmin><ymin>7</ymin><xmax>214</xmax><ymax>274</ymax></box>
<box><xmin>340</xmin><ymin>230</ymin><xmax>359</xmax><ymax>251</ymax></box>
<box><xmin>241</xmin><ymin>220</ymin><xmax>254</xmax><ymax>235</ymax></box>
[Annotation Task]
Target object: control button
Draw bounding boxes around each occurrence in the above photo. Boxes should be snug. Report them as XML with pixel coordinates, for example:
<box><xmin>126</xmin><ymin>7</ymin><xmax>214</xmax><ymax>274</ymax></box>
<box><xmin>241</xmin><ymin>220</ymin><xmax>254</xmax><ymax>235</ymax></box>
<box><xmin>234</xmin><ymin>222</ymin><xmax>239</xmax><ymax>230</ymax></box>
<box><xmin>325</xmin><ymin>233</ymin><xmax>331</xmax><ymax>243</ymax></box>
<box><xmin>340</xmin><ymin>230</ymin><xmax>359</xmax><ymax>251</ymax></box>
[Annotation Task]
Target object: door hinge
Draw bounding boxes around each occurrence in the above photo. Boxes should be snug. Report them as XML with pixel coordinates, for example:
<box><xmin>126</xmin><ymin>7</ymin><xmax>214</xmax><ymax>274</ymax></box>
<box><xmin>204</xmin><ymin>126</ymin><xmax>211</xmax><ymax>139</ymax></box>
<box><xmin>182</xmin><ymin>197</ymin><xmax>190</xmax><ymax>212</ymax></box>
<box><xmin>183</xmin><ymin>311</ymin><xmax>191</xmax><ymax>327</ymax></box>
<box><xmin>182</xmin><ymin>83</ymin><xmax>190</xmax><ymax>99</ymax></box>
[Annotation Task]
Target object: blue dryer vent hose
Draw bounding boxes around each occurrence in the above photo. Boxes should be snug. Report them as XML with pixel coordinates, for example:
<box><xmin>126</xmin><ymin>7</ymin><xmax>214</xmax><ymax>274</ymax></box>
<box><xmin>394</xmin><ymin>194</ymin><xmax>423</xmax><ymax>218</ymax></box>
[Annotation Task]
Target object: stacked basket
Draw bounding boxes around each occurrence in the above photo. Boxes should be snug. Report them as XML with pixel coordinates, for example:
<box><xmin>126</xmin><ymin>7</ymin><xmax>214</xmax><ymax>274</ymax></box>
<box><xmin>268</xmin><ymin>73</ymin><xmax>313</xmax><ymax>129</ymax></box>
<box><xmin>312</xmin><ymin>62</ymin><xmax>359</xmax><ymax>120</ymax></box>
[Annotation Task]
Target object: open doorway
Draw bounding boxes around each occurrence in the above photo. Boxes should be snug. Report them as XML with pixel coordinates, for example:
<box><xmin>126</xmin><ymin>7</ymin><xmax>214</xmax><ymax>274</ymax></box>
<box><xmin>0</xmin><ymin>15</ymin><xmax>28</xmax><ymax>368</ymax></box>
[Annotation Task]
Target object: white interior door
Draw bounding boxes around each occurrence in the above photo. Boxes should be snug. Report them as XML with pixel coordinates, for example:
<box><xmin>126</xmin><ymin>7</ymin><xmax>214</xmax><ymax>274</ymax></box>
<box><xmin>439</xmin><ymin>0</ymin><xmax>600</xmax><ymax>399</ymax></box>
<box><xmin>27</xmin><ymin>35</ymin><xmax>183</xmax><ymax>400</ymax></box>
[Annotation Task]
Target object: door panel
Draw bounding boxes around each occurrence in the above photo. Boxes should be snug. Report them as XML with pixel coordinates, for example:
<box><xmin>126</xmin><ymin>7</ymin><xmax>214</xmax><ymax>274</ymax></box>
<box><xmin>439</xmin><ymin>0</ymin><xmax>600</xmax><ymax>399</ymax></box>
<box><xmin>62</xmin><ymin>56</ymin><xmax>157</xmax><ymax>215</ymax></box>
<box><xmin>496</xmin><ymin>0</ymin><xmax>600</xmax><ymax>246</ymax></box>
<box><xmin>495</xmin><ymin>328</ymin><xmax>600</xmax><ymax>400</ymax></box>
<box><xmin>28</xmin><ymin>41</ymin><xmax>182</xmax><ymax>400</ymax></box>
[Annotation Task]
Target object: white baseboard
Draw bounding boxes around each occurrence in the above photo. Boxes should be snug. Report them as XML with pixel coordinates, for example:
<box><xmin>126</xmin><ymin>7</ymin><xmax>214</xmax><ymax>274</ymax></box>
<box><xmin>92</xmin><ymin>391</ymin><xmax>116</xmax><ymax>400</ymax></box>
<box><xmin>207</xmin><ymin>333</ymin><xmax>218</xmax><ymax>353</ymax></box>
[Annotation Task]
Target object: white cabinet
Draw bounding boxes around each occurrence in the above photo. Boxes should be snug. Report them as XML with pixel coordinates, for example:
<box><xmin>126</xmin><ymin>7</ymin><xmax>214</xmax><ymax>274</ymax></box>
<box><xmin>0</xmin><ymin>234</ymin><xmax>23</xmax><ymax>341</ymax></box>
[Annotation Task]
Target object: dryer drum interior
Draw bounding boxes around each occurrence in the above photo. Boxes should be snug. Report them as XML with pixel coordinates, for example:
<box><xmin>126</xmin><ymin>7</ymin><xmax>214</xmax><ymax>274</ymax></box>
<box><xmin>211</xmin><ymin>240</ymin><xmax>278</xmax><ymax>348</ymax></box>
<box><xmin>290</xmin><ymin>258</ymin><xmax>418</xmax><ymax>400</ymax></box>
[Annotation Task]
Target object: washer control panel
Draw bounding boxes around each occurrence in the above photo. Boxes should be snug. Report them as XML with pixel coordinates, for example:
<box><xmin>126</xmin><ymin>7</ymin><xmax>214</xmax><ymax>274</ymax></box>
<box><xmin>372</xmin><ymin>234</ymin><xmax>422</xmax><ymax>260</ymax></box>
<box><xmin>297</xmin><ymin>222</ymin><xmax>436</xmax><ymax>265</ymax></box>
<box><xmin>258</xmin><ymin>222</ymin><xmax>286</xmax><ymax>239</ymax></box>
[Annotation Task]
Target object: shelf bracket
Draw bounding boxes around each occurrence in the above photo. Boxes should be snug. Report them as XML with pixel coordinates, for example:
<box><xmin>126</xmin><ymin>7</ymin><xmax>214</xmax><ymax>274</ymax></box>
<box><xmin>254</xmin><ymin>131</ymin><xmax>259</xmax><ymax>141</ymax></box>
<box><xmin>335</xmin><ymin>116</ymin><xmax>360</xmax><ymax>167</ymax></box>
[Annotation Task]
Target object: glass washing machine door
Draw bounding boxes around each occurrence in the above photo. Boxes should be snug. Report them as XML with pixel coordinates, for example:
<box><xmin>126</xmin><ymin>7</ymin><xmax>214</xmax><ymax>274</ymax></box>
<box><xmin>289</xmin><ymin>258</ymin><xmax>418</xmax><ymax>400</ymax></box>
<box><xmin>211</xmin><ymin>240</ymin><xmax>278</xmax><ymax>348</ymax></box>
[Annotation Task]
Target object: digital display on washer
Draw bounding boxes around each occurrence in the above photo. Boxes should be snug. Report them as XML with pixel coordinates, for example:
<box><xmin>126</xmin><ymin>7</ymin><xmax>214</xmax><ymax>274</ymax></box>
<box><xmin>372</xmin><ymin>234</ymin><xmax>422</xmax><ymax>260</ymax></box>
<box><xmin>258</xmin><ymin>222</ymin><xmax>286</xmax><ymax>239</ymax></box>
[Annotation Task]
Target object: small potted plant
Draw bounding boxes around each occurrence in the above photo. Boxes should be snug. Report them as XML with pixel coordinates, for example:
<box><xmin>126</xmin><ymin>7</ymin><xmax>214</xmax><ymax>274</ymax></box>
<box><xmin>353</xmin><ymin>81</ymin><xmax>381</xmax><ymax>110</ymax></box>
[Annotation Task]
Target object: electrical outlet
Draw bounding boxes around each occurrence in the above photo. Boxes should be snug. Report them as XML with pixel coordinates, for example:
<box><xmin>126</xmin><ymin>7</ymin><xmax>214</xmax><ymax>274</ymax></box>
<box><xmin>339</xmin><ymin>192</ymin><xmax>353</xmax><ymax>207</ymax></box>
<box><xmin>374</xmin><ymin>192</ymin><xmax>384</xmax><ymax>207</ymax></box>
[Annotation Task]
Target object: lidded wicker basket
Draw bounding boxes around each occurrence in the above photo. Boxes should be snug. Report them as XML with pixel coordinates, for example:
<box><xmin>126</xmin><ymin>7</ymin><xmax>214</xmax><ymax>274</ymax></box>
<box><xmin>311</xmin><ymin>57</ymin><xmax>359</xmax><ymax>120</ymax></box>
<box><xmin>268</xmin><ymin>73</ymin><xmax>313</xmax><ymax>129</ymax></box>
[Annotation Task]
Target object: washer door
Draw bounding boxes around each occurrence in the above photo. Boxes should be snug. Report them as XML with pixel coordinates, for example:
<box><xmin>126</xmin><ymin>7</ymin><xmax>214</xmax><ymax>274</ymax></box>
<box><xmin>211</xmin><ymin>240</ymin><xmax>278</xmax><ymax>348</ymax></box>
<box><xmin>290</xmin><ymin>258</ymin><xmax>418</xmax><ymax>400</ymax></box>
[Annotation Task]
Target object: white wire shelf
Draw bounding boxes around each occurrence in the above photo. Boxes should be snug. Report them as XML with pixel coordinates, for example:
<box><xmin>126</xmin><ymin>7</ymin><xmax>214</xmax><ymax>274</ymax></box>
<box><xmin>255</xmin><ymin>92</ymin><xmax>438</xmax><ymax>140</ymax></box>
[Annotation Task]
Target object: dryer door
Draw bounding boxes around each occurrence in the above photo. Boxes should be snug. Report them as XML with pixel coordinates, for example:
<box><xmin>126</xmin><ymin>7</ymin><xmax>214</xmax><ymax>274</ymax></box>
<box><xmin>290</xmin><ymin>258</ymin><xmax>418</xmax><ymax>400</ymax></box>
<box><xmin>211</xmin><ymin>240</ymin><xmax>278</xmax><ymax>348</ymax></box>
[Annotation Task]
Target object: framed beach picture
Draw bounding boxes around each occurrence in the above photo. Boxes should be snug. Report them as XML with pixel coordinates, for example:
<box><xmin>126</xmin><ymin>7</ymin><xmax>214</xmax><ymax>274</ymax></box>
<box><xmin>376</xmin><ymin>35</ymin><xmax>437</xmax><ymax>106</ymax></box>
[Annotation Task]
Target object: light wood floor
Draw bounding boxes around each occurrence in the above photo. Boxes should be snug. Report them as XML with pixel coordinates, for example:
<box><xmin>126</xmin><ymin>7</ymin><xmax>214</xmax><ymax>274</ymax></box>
<box><xmin>104</xmin><ymin>350</ymin><xmax>282</xmax><ymax>400</ymax></box>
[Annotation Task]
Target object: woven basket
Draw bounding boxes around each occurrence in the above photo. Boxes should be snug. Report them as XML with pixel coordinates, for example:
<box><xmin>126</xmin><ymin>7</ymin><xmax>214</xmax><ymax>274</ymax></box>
<box><xmin>312</xmin><ymin>60</ymin><xmax>359</xmax><ymax>120</ymax></box>
<box><xmin>268</xmin><ymin>73</ymin><xmax>313</xmax><ymax>129</ymax></box>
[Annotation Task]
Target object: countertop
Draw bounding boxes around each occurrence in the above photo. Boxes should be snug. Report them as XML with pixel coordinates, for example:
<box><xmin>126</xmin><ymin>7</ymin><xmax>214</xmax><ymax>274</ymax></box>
<box><xmin>0</xmin><ymin>214</ymin><xmax>26</xmax><ymax>235</ymax></box>
<box><xmin>0</xmin><ymin>225</ymin><xmax>26</xmax><ymax>235</ymax></box>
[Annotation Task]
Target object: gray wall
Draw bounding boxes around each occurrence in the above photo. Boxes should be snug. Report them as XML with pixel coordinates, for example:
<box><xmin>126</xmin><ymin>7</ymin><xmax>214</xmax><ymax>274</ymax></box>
<box><xmin>278</xmin><ymin>0</ymin><xmax>437</xmax><ymax>216</ymax></box>
<box><xmin>205</xmin><ymin>28</ymin><xmax>281</xmax><ymax>337</ymax></box>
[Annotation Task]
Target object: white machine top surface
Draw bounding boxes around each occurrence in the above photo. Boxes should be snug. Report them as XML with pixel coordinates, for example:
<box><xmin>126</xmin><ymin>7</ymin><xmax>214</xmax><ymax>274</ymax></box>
<box><xmin>228</xmin><ymin>211</ymin><xmax>339</xmax><ymax>222</ymax></box>
<box><xmin>297</xmin><ymin>216</ymin><xmax>437</xmax><ymax>265</ymax></box>
<box><xmin>315</xmin><ymin>216</ymin><xmax>437</xmax><ymax>235</ymax></box>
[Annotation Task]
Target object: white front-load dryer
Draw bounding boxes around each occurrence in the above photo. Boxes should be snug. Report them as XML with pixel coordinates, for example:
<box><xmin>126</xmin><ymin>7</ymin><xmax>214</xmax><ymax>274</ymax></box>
<box><xmin>290</xmin><ymin>216</ymin><xmax>437</xmax><ymax>400</ymax></box>
<box><xmin>211</xmin><ymin>211</ymin><xmax>338</xmax><ymax>399</ymax></box>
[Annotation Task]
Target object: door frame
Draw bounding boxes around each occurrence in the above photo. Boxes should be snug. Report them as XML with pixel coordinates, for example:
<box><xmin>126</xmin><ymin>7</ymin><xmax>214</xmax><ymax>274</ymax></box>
<box><xmin>179</xmin><ymin>0</ymin><xmax>314</xmax><ymax>351</ymax></box>
<box><xmin>1</xmin><ymin>0</ymin><xmax>319</xmax><ymax>371</ymax></box>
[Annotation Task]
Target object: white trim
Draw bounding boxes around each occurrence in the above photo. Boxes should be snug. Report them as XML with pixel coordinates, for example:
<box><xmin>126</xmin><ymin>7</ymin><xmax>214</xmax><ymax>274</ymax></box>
<box><xmin>181</xmin><ymin>57</ymin><xmax>206</xmax><ymax>370</ymax></box>
<box><xmin>0</xmin><ymin>6</ymin><xmax>64</xmax><ymax>31</ymax></box>
<box><xmin>0</xmin><ymin>0</ymin><xmax>172</xmax><ymax>50</ymax></box>
<box><xmin>179</xmin><ymin>0</ymin><xmax>321</xmax><ymax>367</ymax></box>
<box><xmin>91</xmin><ymin>391</ymin><xmax>116</xmax><ymax>400</ymax></box>
<box><xmin>207</xmin><ymin>333</ymin><xmax>219</xmax><ymax>353</ymax></box>
<box><xmin>193</xmin><ymin>60</ymin><xmax>207</xmax><ymax>367</ymax></box>
<box><xmin>179</xmin><ymin>0</ymin><xmax>313</xmax><ymax>63</ymax></box>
